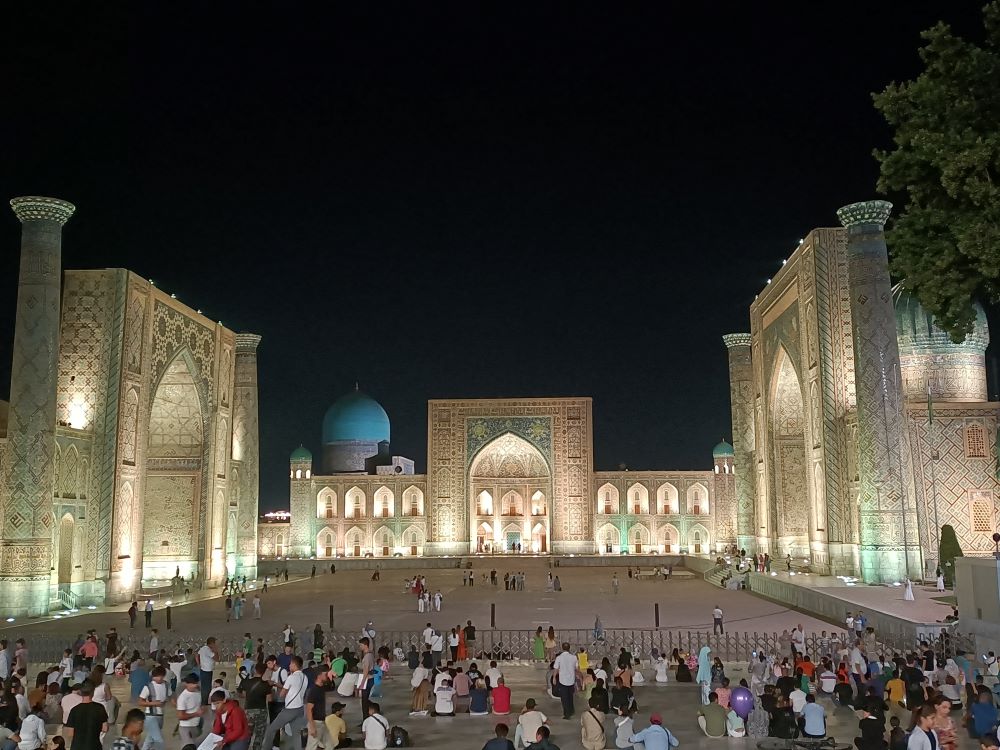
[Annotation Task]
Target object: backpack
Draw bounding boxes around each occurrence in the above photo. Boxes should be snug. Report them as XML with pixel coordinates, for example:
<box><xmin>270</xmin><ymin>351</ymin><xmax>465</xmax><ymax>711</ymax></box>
<box><xmin>388</xmin><ymin>726</ymin><xmax>410</xmax><ymax>747</ymax></box>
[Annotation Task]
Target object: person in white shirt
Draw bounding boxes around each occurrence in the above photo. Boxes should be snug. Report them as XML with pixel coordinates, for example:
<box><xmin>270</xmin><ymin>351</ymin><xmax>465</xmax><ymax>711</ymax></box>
<box><xmin>148</xmin><ymin>630</ymin><xmax>159</xmax><ymax>658</ymax></box>
<box><xmin>907</xmin><ymin>706</ymin><xmax>938</xmax><ymax>750</ymax></box>
<box><xmin>175</xmin><ymin>674</ymin><xmax>205</xmax><ymax>747</ymax></box>
<box><xmin>553</xmin><ymin>642</ymin><xmax>581</xmax><ymax>720</ymax></box>
<box><xmin>58</xmin><ymin>649</ymin><xmax>74</xmax><ymax>691</ymax></box>
<box><xmin>196</xmin><ymin>637</ymin><xmax>219</xmax><ymax>706</ymax></box>
<box><xmin>422</xmin><ymin>624</ymin><xmax>434</xmax><ymax>647</ymax></box>
<box><xmin>138</xmin><ymin>666</ymin><xmax>170</xmax><ymax>750</ymax></box>
<box><xmin>515</xmin><ymin>699</ymin><xmax>547</xmax><ymax>750</ymax></box>
<box><xmin>61</xmin><ymin>684</ymin><xmax>83</xmax><ymax>724</ymax></box>
<box><xmin>789</xmin><ymin>686</ymin><xmax>807</xmax><ymax>714</ymax></box>
<box><xmin>411</xmin><ymin>665</ymin><xmax>431</xmax><ymax>689</ymax></box>
<box><xmin>713</xmin><ymin>606</ymin><xmax>724</xmax><ymax>634</ymax></box>
<box><xmin>362</xmin><ymin>702</ymin><xmax>389</xmax><ymax>750</ymax></box>
<box><xmin>791</xmin><ymin>625</ymin><xmax>806</xmax><ymax>655</ymax></box>
<box><xmin>260</xmin><ymin>655</ymin><xmax>308</xmax><ymax>750</ymax></box>
<box><xmin>0</xmin><ymin>641</ymin><xmax>9</xmax><ymax>682</ymax></box>
<box><xmin>14</xmin><ymin>686</ymin><xmax>29</xmax><ymax>720</ymax></box>
<box><xmin>430</xmin><ymin>631</ymin><xmax>444</xmax><ymax>666</ymax></box>
<box><xmin>433</xmin><ymin>679</ymin><xmax>455</xmax><ymax>716</ymax></box>
<box><xmin>14</xmin><ymin>707</ymin><xmax>47</xmax><ymax>750</ymax></box>
<box><xmin>485</xmin><ymin>661</ymin><xmax>504</xmax><ymax>689</ymax></box>
<box><xmin>433</xmin><ymin>666</ymin><xmax>452</xmax><ymax>691</ymax></box>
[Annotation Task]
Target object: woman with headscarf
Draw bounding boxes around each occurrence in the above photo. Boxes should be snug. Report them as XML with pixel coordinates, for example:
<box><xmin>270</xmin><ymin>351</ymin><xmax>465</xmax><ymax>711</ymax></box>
<box><xmin>696</xmin><ymin>646</ymin><xmax>713</xmax><ymax>705</ymax></box>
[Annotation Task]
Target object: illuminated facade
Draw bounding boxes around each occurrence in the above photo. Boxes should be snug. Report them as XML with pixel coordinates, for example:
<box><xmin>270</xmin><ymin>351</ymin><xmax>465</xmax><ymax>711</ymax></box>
<box><xmin>730</xmin><ymin>201</ymin><xmax>998</xmax><ymax>583</ymax></box>
<box><xmin>260</xmin><ymin>396</ymin><xmax>736</xmax><ymax>559</ymax></box>
<box><xmin>0</xmin><ymin>197</ymin><xmax>260</xmax><ymax>616</ymax></box>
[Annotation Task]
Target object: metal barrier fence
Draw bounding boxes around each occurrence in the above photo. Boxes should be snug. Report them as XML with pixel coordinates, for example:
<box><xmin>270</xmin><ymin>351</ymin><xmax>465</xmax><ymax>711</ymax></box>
<box><xmin>3</xmin><ymin>627</ymin><xmax>972</xmax><ymax>668</ymax></box>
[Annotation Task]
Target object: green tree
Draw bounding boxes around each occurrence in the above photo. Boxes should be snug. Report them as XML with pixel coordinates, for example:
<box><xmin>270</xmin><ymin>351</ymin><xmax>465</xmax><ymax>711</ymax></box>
<box><xmin>873</xmin><ymin>3</ymin><xmax>1000</xmax><ymax>342</ymax></box>
<box><xmin>938</xmin><ymin>523</ymin><xmax>964</xmax><ymax>586</ymax></box>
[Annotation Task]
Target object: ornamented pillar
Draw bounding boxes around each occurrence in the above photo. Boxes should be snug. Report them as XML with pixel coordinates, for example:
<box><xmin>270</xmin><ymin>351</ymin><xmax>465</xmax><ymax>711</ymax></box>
<box><xmin>1</xmin><ymin>196</ymin><xmax>75</xmax><ymax>616</ymax></box>
<box><xmin>723</xmin><ymin>333</ymin><xmax>756</xmax><ymax>553</ymax></box>
<box><xmin>233</xmin><ymin>334</ymin><xmax>261</xmax><ymax>579</ymax></box>
<box><xmin>837</xmin><ymin>200</ymin><xmax>922</xmax><ymax>583</ymax></box>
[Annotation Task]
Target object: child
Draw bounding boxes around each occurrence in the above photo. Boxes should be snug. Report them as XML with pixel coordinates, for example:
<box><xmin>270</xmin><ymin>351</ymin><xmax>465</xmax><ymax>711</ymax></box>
<box><xmin>212</xmin><ymin>677</ymin><xmax>228</xmax><ymax>699</ymax></box>
<box><xmin>52</xmin><ymin>737</ymin><xmax>66</xmax><ymax>750</ymax></box>
<box><xmin>888</xmin><ymin>715</ymin><xmax>907</xmax><ymax>750</ymax></box>
<box><xmin>578</xmin><ymin>646</ymin><xmax>589</xmax><ymax>672</ymax></box>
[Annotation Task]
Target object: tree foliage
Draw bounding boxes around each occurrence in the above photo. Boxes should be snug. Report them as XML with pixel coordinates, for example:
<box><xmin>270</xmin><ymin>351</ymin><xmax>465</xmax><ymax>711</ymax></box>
<box><xmin>873</xmin><ymin>3</ymin><xmax>1000</xmax><ymax>342</ymax></box>
<box><xmin>938</xmin><ymin>523</ymin><xmax>964</xmax><ymax>585</ymax></box>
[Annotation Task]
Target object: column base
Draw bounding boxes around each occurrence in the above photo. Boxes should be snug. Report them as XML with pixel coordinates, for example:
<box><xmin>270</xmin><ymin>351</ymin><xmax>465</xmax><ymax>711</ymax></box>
<box><xmin>105</xmin><ymin>569</ymin><xmax>143</xmax><ymax>606</ymax></box>
<box><xmin>0</xmin><ymin>578</ymin><xmax>51</xmax><ymax>617</ymax></box>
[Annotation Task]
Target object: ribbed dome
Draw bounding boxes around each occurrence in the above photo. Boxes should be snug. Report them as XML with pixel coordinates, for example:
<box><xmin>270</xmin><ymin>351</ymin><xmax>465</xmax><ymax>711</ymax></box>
<box><xmin>322</xmin><ymin>388</ymin><xmax>391</xmax><ymax>444</ymax></box>
<box><xmin>290</xmin><ymin>444</ymin><xmax>312</xmax><ymax>461</ymax></box>
<box><xmin>893</xmin><ymin>285</ymin><xmax>989</xmax><ymax>355</ymax></box>
<box><xmin>712</xmin><ymin>439</ymin><xmax>734</xmax><ymax>457</ymax></box>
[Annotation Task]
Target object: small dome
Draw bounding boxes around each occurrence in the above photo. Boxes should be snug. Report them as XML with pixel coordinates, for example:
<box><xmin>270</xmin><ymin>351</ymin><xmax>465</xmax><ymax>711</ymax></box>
<box><xmin>893</xmin><ymin>285</ymin><xmax>989</xmax><ymax>355</ymax></box>
<box><xmin>290</xmin><ymin>444</ymin><xmax>312</xmax><ymax>462</ymax></box>
<box><xmin>322</xmin><ymin>387</ymin><xmax>391</xmax><ymax>444</ymax></box>
<box><xmin>712</xmin><ymin>439</ymin><xmax>734</xmax><ymax>457</ymax></box>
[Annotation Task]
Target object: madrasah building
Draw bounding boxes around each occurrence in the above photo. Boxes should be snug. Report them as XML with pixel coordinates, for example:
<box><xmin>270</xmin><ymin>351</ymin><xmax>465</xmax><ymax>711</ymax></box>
<box><xmin>260</xmin><ymin>201</ymin><xmax>999</xmax><ymax>584</ymax></box>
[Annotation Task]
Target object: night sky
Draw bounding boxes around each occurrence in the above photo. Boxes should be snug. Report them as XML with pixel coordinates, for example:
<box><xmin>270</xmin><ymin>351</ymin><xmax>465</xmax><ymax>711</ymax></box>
<box><xmin>4</xmin><ymin>3</ymin><xmax>997</xmax><ymax>512</ymax></box>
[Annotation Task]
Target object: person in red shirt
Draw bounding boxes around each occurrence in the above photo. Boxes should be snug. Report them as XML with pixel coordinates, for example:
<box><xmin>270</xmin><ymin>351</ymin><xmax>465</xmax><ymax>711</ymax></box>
<box><xmin>80</xmin><ymin>637</ymin><xmax>99</xmax><ymax>669</ymax></box>
<box><xmin>799</xmin><ymin>656</ymin><xmax>816</xmax><ymax>681</ymax></box>
<box><xmin>210</xmin><ymin>690</ymin><xmax>251</xmax><ymax>750</ymax></box>
<box><xmin>491</xmin><ymin>677</ymin><xmax>511</xmax><ymax>715</ymax></box>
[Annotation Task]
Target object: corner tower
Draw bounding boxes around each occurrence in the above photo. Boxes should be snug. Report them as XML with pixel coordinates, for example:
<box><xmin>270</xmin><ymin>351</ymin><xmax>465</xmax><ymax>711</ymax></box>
<box><xmin>232</xmin><ymin>333</ymin><xmax>262</xmax><ymax>579</ymax></box>
<box><xmin>837</xmin><ymin>200</ymin><xmax>922</xmax><ymax>583</ymax></box>
<box><xmin>1</xmin><ymin>196</ymin><xmax>75</xmax><ymax>616</ymax></box>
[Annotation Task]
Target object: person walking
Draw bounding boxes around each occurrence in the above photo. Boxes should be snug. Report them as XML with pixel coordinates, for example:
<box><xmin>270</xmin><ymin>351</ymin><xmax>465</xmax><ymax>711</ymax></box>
<box><xmin>128</xmin><ymin>602</ymin><xmax>137</xmax><ymax>629</ymax></box>
<box><xmin>211</xmin><ymin>690</ymin><xmax>252</xmax><ymax>750</ymax></box>
<box><xmin>138</xmin><ymin>665</ymin><xmax>170</xmax><ymax>750</ymax></box>
<box><xmin>713</xmin><ymin>605</ymin><xmax>724</xmax><ymax>635</ymax></box>
<box><xmin>554</xmin><ymin>642</ymin><xmax>582</xmax><ymax>720</ymax></box>
<box><xmin>253</xmin><ymin>593</ymin><xmax>262</xmax><ymax>619</ymax></box>
<box><xmin>144</xmin><ymin>599</ymin><xmax>153</xmax><ymax>628</ymax></box>
<box><xmin>175</xmin><ymin>674</ymin><xmax>205</xmax><ymax>747</ymax></box>
<box><xmin>64</xmin><ymin>683</ymin><xmax>109</xmax><ymax>750</ymax></box>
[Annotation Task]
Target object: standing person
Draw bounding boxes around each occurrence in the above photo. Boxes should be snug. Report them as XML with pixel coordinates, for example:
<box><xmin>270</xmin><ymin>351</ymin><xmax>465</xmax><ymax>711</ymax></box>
<box><xmin>907</xmin><ymin>705</ymin><xmax>938</xmax><ymax>750</ymax></box>
<box><xmin>903</xmin><ymin>579</ymin><xmax>915</xmax><ymax>602</ymax></box>
<box><xmin>303</xmin><ymin>672</ymin><xmax>331</xmax><ymax>750</ymax></box>
<box><xmin>696</xmin><ymin>646</ymin><xmax>713</xmax><ymax>705</ymax></box>
<box><xmin>434</xmin><ymin>591</ymin><xmax>443</xmax><ymax>612</ymax></box>
<box><xmin>144</xmin><ymin>600</ymin><xmax>153</xmax><ymax>628</ymax></box>
<box><xmin>611</xmin><ymin>574</ymin><xmax>619</xmax><ymax>595</ymax></box>
<box><xmin>14</xmin><ymin>639</ymin><xmax>29</xmax><ymax>674</ymax></box>
<box><xmin>936</xmin><ymin>568</ymin><xmax>946</xmax><ymax>593</ymax></box>
<box><xmin>253</xmin><ymin>593</ymin><xmax>262</xmax><ymax>620</ymax></box>
<box><xmin>554</xmin><ymin>642</ymin><xmax>581</xmax><ymax>720</ymax></box>
<box><xmin>713</xmin><ymin>605</ymin><xmax>724</xmax><ymax>635</ymax></box>
<box><xmin>358</xmin><ymin>637</ymin><xmax>376</xmax><ymax>718</ymax></box>
<box><xmin>465</xmin><ymin>621</ymin><xmax>477</xmax><ymax>656</ymax></box>
<box><xmin>113</xmin><ymin>708</ymin><xmax>147</xmax><ymax>750</ymax></box>
<box><xmin>148</xmin><ymin>629</ymin><xmax>159</xmax><ymax>659</ymax></box>
<box><xmin>128</xmin><ymin>602</ymin><xmax>137</xmax><ymax>629</ymax></box>
<box><xmin>196</xmin><ymin>637</ymin><xmax>220</xmax><ymax>706</ymax></box>
<box><xmin>64</xmin><ymin>684</ymin><xmax>109</xmax><ymax>750</ymax></box>
<box><xmin>225</xmin><ymin>595</ymin><xmax>233</xmax><ymax>623</ymax></box>
<box><xmin>259</xmin><ymin>656</ymin><xmax>308</xmax><ymax>750</ymax></box>
<box><xmin>431</xmin><ymin>631</ymin><xmax>445</xmax><ymax>667</ymax></box>
<box><xmin>211</xmin><ymin>689</ymin><xmax>252</xmax><ymax>750</ymax></box>
<box><xmin>176</xmin><ymin>674</ymin><xmax>205</xmax><ymax>747</ymax></box>
<box><xmin>138</xmin><ymin>665</ymin><xmax>170</xmax><ymax>750</ymax></box>
<box><xmin>239</xmin><ymin>662</ymin><xmax>271</xmax><ymax>750</ymax></box>
<box><xmin>449</xmin><ymin>629</ymin><xmax>460</xmax><ymax>662</ymax></box>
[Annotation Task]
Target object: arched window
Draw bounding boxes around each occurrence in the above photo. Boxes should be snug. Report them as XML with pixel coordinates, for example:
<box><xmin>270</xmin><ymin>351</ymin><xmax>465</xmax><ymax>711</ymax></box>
<box><xmin>276</xmin><ymin>533</ymin><xmax>284</xmax><ymax>557</ymax></box>
<box><xmin>477</xmin><ymin>491</ymin><xmax>493</xmax><ymax>515</ymax></box>
<box><xmin>598</xmin><ymin>483</ymin><xmax>619</xmax><ymax>515</ymax></box>
<box><xmin>295</xmin><ymin>469</ymin><xmax>302</xmax><ymax>479</ymax></box>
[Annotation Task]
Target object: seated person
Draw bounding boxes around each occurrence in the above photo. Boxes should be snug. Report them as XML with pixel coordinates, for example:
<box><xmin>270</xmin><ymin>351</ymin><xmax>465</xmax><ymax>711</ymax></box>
<box><xmin>469</xmin><ymin>678</ymin><xmax>490</xmax><ymax>716</ymax></box>
<box><xmin>698</xmin><ymin>691</ymin><xmax>728</xmax><ymax>738</ymax></box>
<box><xmin>434</xmin><ymin>678</ymin><xmax>456</xmax><ymax>717</ymax></box>
<box><xmin>482</xmin><ymin>722</ymin><xmax>515</xmax><ymax>750</ymax></box>
<box><xmin>491</xmin><ymin>678</ymin><xmax>511</xmax><ymax>715</ymax></box>
<box><xmin>799</xmin><ymin>694</ymin><xmax>826</xmax><ymax>738</ymax></box>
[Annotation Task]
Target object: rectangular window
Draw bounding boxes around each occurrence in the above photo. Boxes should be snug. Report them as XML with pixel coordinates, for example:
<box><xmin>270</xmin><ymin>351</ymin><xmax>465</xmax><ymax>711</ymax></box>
<box><xmin>965</xmin><ymin>421</ymin><xmax>987</xmax><ymax>458</ymax></box>
<box><xmin>970</xmin><ymin>490</ymin><xmax>994</xmax><ymax>532</ymax></box>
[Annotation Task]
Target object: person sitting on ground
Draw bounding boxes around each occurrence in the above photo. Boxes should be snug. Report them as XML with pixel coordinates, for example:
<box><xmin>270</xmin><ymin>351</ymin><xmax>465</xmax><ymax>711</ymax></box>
<box><xmin>715</xmin><ymin>677</ymin><xmax>732</xmax><ymax>709</ymax></box>
<box><xmin>967</xmin><ymin>689</ymin><xmax>998</xmax><ymax>740</ymax></box>
<box><xmin>515</xmin><ymin>699</ymin><xmax>548</xmax><ymax>750</ymax></box>
<box><xmin>482</xmin><ymin>723</ymin><xmax>515</xmax><ymax>750</ymax></box>
<box><xmin>434</xmin><ymin>678</ymin><xmax>456</xmax><ymax>717</ymax></box>
<box><xmin>699</xmin><ymin>691</ymin><xmax>728</xmax><ymax>737</ymax></box>
<box><xmin>524</xmin><ymin>726</ymin><xmax>560</xmax><ymax>750</ymax></box>
<box><xmin>614</xmin><ymin>704</ymin><xmax>637</xmax><ymax>749</ymax></box>
<box><xmin>323</xmin><ymin>701</ymin><xmax>351</xmax><ymax>749</ymax></box>
<box><xmin>491</xmin><ymin>677</ymin><xmax>511</xmax><ymax>716</ymax></box>
<box><xmin>453</xmin><ymin>667</ymin><xmax>471</xmax><ymax>713</ymax></box>
<box><xmin>580</xmin><ymin>696</ymin><xmax>606</xmax><ymax>750</ymax></box>
<box><xmin>409</xmin><ymin>678</ymin><xmax>430</xmax><ymax>716</ymax></box>
<box><xmin>629</xmin><ymin>712</ymin><xmax>679</xmax><ymax>749</ymax></box>
<box><xmin>769</xmin><ymin>694</ymin><xmax>799</xmax><ymax>739</ymax></box>
<box><xmin>609</xmin><ymin>676</ymin><xmax>634</xmax><ymax>715</ymax></box>
<box><xmin>590</xmin><ymin>678</ymin><xmax>609</xmax><ymax>714</ymax></box>
<box><xmin>361</xmin><ymin>701</ymin><xmax>389</xmax><ymax>750</ymax></box>
<box><xmin>727</xmin><ymin>704</ymin><xmax>747</xmax><ymax>737</ymax></box>
<box><xmin>799</xmin><ymin>693</ymin><xmax>826</xmax><ymax>738</ymax></box>
<box><xmin>469</xmin><ymin>678</ymin><xmax>490</xmax><ymax>716</ymax></box>
<box><xmin>486</xmin><ymin>661</ymin><xmax>504</xmax><ymax>690</ymax></box>
<box><xmin>887</xmin><ymin>716</ymin><xmax>906</xmax><ymax>750</ymax></box>
<box><xmin>854</xmin><ymin>705</ymin><xmax>887</xmax><ymax>750</ymax></box>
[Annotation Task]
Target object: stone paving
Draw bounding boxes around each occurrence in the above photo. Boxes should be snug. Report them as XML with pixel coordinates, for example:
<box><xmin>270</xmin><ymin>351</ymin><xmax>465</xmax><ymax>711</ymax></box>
<box><xmin>2</xmin><ymin>559</ymin><xmax>834</xmax><ymax>642</ymax></box>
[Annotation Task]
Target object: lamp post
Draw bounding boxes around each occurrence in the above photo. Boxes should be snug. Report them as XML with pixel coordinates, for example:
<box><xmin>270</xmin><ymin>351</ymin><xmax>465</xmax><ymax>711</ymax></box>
<box><xmin>992</xmin><ymin>532</ymin><xmax>1000</xmax><ymax>560</ymax></box>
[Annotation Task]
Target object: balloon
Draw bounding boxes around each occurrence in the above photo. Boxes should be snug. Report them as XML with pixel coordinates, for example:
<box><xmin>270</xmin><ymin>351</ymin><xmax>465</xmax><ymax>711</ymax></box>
<box><xmin>730</xmin><ymin>686</ymin><xmax>753</xmax><ymax>719</ymax></box>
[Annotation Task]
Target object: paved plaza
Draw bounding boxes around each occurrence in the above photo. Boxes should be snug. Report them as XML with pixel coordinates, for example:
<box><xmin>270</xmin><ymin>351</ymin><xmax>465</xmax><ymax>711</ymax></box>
<box><xmin>2</xmin><ymin>559</ymin><xmax>835</xmax><ymax>642</ymax></box>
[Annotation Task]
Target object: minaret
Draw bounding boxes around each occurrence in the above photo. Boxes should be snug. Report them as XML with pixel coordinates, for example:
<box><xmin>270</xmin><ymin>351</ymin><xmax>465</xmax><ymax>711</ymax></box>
<box><xmin>722</xmin><ymin>333</ymin><xmax>756</xmax><ymax>553</ymax></box>
<box><xmin>1</xmin><ymin>196</ymin><xmax>75</xmax><ymax>616</ymax></box>
<box><xmin>837</xmin><ymin>200</ymin><xmax>922</xmax><ymax>583</ymax></box>
<box><xmin>233</xmin><ymin>333</ymin><xmax>262</xmax><ymax>580</ymax></box>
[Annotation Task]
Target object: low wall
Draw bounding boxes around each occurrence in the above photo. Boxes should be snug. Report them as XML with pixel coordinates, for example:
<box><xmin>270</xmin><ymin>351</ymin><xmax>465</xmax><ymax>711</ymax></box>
<box><xmin>748</xmin><ymin>573</ymin><xmax>950</xmax><ymax>641</ymax></box>
<box><xmin>955</xmin><ymin>557</ymin><xmax>1000</xmax><ymax>656</ymax></box>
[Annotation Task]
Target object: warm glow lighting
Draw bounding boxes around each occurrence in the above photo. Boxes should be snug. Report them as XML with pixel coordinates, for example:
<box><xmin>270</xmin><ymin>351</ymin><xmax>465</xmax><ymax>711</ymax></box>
<box><xmin>5</xmin><ymin>618</ymin><xmax>13</xmax><ymax>623</ymax></box>
<box><xmin>68</xmin><ymin>401</ymin><xmax>86</xmax><ymax>429</ymax></box>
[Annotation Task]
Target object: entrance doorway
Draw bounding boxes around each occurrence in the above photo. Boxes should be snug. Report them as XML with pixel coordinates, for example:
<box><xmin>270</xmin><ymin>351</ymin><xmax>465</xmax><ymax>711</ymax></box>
<box><xmin>505</xmin><ymin>531</ymin><xmax>522</xmax><ymax>552</ymax></box>
<box><xmin>531</xmin><ymin>523</ymin><xmax>547</xmax><ymax>553</ymax></box>
<box><xmin>58</xmin><ymin>513</ymin><xmax>74</xmax><ymax>585</ymax></box>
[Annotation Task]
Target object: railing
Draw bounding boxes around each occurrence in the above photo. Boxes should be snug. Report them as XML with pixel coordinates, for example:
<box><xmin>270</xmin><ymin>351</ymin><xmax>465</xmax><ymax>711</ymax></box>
<box><xmin>57</xmin><ymin>589</ymin><xmax>78</xmax><ymax>610</ymax></box>
<box><xmin>3</xmin><ymin>627</ymin><xmax>973</xmax><ymax>669</ymax></box>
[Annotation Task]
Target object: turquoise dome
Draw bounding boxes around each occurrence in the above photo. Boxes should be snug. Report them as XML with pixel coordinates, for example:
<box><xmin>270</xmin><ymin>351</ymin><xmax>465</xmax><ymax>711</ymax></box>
<box><xmin>290</xmin><ymin>444</ymin><xmax>312</xmax><ymax>461</ymax></box>
<box><xmin>893</xmin><ymin>285</ymin><xmax>989</xmax><ymax>355</ymax></box>
<box><xmin>322</xmin><ymin>388</ymin><xmax>391</xmax><ymax>444</ymax></box>
<box><xmin>712</xmin><ymin>439</ymin><xmax>734</xmax><ymax>457</ymax></box>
